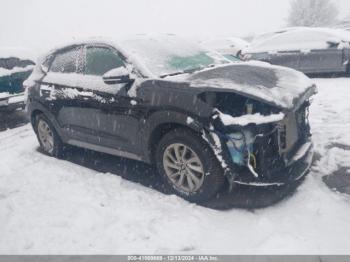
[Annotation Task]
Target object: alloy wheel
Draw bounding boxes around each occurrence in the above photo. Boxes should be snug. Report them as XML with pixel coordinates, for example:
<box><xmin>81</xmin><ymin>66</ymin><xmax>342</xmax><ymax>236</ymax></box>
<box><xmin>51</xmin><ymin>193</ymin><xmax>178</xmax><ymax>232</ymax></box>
<box><xmin>163</xmin><ymin>143</ymin><xmax>205</xmax><ymax>193</ymax></box>
<box><xmin>37</xmin><ymin>119</ymin><xmax>54</xmax><ymax>154</ymax></box>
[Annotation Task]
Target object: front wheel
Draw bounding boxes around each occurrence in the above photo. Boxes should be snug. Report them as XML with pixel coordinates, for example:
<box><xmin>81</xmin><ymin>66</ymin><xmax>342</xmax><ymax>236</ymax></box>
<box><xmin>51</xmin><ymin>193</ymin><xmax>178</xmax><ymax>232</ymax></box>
<box><xmin>156</xmin><ymin>128</ymin><xmax>225</xmax><ymax>202</ymax></box>
<box><xmin>34</xmin><ymin>114</ymin><xmax>64</xmax><ymax>157</ymax></box>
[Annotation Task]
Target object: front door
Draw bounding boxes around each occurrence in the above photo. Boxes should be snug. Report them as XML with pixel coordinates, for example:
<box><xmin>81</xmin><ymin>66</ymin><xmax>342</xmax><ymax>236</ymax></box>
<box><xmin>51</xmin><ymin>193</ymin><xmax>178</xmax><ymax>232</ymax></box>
<box><xmin>73</xmin><ymin>45</ymin><xmax>142</xmax><ymax>157</ymax></box>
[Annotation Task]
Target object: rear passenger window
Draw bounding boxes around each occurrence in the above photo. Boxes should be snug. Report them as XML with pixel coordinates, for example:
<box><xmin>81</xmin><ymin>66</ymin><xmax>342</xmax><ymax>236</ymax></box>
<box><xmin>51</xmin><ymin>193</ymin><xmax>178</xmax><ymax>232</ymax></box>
<box><xmin>85</xmin><ymin>47</ymin><xmax>125</xmax><ymax>76</ymax></box>
<box><xmin>50</xmin><ymin>47</ymin><xmax>82</xmax><ymax>73</ymax></box>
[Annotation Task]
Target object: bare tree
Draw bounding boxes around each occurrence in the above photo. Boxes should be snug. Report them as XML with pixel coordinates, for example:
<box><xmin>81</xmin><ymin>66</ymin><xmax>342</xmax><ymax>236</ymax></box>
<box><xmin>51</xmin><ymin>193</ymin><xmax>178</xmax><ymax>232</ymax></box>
<box><xmin>287</xmin><ymin>0</ymin><xmax>339</xmax><ymax>27</ymax></box>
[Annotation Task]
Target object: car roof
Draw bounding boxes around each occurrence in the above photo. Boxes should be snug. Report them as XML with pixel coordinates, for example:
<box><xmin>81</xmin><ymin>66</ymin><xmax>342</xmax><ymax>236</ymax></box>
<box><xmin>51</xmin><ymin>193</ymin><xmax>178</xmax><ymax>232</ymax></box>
<box><xmin>246</xmin><ymin>27</ymin><xmax>350</xmax><ymax>53</ymax></box>
<box><xmin>42</xmin><ymin>34</ymin><xmax>215</xmax><ymax>78</ymax></box>
<box><xmin>253</xmin><ymin>27</ymin><xmax>350</xmax><ymax>42</ymax></box>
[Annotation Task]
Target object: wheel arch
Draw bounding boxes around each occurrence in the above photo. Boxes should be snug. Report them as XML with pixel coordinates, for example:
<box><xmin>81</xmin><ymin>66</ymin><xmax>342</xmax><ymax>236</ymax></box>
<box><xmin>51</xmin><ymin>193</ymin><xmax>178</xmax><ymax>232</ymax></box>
<box><xmin>28</xmin><ymin>101</ymin><xmax>67</xmax><ymax>142</ymax></box>
<box><xmin>144</xmin><ymin>111</ymin><xmax>206</xmax><ymax>164</ymax></box>
<box><xmin>30</xmin><ymin>109</ymin><xmax>44</xmax><ymax>127</ymax></box>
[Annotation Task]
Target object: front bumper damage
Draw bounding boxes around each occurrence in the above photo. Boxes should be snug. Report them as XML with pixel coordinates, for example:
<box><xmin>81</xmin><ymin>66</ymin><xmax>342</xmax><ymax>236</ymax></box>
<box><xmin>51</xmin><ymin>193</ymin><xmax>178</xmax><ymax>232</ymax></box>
<box><xmin>205</xmin><ymin>104</ymin><xmax>314</xmax><ymax>187</ymax></box>
<box><xmin>232</xmin><ymin>140</ymin><xmax>313</xmax><ymax>186</ymax></box>
<box><xmin>206</xmin><ymin>126</ymin><xmax>314</xmax><ymax>187</ymax></box>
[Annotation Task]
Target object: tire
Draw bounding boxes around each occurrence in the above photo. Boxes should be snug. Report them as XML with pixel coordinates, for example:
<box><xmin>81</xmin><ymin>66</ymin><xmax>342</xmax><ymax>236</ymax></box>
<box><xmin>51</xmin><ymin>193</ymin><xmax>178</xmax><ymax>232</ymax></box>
<box><xmin>155</xmin><ymin>128</ymin><xmax>226</xmax><ymax>202</ymax></box>
<box><xmin>34</xmin><ymin>113</ymin><xmax>64</xmax><ymax>158</ymax></box>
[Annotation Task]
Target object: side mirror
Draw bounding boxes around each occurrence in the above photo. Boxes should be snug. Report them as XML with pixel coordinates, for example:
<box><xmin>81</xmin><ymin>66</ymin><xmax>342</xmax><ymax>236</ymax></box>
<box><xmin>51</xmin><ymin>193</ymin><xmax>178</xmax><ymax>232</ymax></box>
<box><xmin>41</xmin><ymin>64</ymin><xmax>49</xmax><ymax>74</ymax></box>
<box><xmin>103</xmin><ymin>67</ymin><xmax>133</xmax><ymax>85</ymax></box>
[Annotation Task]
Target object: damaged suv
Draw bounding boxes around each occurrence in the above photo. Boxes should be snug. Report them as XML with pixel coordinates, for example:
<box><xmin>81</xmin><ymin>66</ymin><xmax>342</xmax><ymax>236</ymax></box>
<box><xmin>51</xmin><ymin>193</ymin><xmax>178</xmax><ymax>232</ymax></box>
<box><xmin>26</xmin><ymin>35</ymin><xmax>316</xmax><ymax>202</ymax></box>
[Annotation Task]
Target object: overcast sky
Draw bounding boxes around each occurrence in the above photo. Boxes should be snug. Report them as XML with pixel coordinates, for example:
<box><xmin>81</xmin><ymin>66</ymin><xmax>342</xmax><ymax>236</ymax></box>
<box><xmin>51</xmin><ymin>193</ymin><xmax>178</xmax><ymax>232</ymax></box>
<box><xmin>1</xmin><ymin>0</ymin><xmax>350</xmax><ymax>50</ymax></box>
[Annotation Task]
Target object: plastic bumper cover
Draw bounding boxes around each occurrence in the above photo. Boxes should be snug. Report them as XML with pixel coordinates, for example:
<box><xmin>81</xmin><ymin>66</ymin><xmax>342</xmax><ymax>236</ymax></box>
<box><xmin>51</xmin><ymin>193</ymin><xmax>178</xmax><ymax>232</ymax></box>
<box><xmin>232</xmin><ymin>140</ymin><xmax>314</xmax><ymax>186</ymax></box>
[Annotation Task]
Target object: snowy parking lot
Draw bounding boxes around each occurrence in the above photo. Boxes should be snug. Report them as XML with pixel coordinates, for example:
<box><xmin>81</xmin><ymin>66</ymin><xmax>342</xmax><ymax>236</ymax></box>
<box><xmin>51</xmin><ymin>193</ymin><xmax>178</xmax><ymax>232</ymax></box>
<box><xmin>0</xmin><ymin>77</ymin><xmax>349</xmax><ymax>254</ymax></box>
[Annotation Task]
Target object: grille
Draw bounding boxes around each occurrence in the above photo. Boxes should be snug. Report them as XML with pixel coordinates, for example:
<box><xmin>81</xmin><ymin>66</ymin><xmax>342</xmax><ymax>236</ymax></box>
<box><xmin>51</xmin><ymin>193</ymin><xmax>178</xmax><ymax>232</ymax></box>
<box><xmin>252</xmin><ymin>104</ymin><xmax>310</xmax><ymax>178</ymax></box>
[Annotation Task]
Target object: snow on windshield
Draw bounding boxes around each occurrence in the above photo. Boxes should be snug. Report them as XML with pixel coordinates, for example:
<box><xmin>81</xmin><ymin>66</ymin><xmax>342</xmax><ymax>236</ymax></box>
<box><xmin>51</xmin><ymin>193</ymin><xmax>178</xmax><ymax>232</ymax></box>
<box><xmin>121</xmin><ymin>35</ymin><xmax>228</xmax><ymax>77</ymax></box>
<box><xmin>247</xmin><ymin>27</ymin><xmax>350</xmax><ymax>53</ymax></box>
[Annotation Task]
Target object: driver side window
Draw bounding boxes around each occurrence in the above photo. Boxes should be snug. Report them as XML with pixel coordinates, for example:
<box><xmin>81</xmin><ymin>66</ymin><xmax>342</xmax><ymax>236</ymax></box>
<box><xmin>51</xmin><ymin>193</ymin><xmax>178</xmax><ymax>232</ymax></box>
<box><xmin>85</xmin><ymin>47</ymin><xmax>125</xmax><ymax>76</ymax></box>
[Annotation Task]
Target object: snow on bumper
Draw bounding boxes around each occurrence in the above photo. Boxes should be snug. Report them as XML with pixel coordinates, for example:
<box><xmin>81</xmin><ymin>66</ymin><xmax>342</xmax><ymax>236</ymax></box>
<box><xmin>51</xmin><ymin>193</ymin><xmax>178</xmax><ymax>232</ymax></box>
<box><xmin>0</xmin><ymin>92</ymin><xmax>25</xmax><ymax>111</ymax></box>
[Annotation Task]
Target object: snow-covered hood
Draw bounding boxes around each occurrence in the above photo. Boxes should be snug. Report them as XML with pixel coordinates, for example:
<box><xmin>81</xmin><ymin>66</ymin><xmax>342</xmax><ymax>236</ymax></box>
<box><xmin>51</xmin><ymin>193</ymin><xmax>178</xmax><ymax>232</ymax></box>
<box><xmin>186</xmin><ymin>61</ymin><xmax>316</xmax><ymax>110</ymax></box>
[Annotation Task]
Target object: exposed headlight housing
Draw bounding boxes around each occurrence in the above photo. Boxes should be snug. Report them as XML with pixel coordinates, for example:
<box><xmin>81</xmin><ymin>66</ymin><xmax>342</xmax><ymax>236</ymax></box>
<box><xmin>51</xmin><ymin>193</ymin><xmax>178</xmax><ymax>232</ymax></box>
<box><xmin>226</xmin><ymin>130</ymin><xmax>254</xmax><ymax>166</ymax></box>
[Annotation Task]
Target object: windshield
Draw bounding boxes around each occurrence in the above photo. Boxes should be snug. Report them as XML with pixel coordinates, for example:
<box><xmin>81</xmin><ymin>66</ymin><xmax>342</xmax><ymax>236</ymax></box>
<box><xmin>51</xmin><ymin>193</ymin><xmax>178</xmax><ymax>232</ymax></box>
<box><xmin>121</xmin><ymin>35</ymin><xmax>229</xmax><ymax>77</ymax></box>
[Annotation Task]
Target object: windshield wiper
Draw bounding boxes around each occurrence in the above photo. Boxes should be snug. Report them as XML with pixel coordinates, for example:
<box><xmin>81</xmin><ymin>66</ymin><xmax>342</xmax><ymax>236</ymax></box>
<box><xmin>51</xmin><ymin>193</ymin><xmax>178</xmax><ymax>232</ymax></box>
<box><xmin>160</xmin><ymin>67</ymin><xmax>204</xmax><ymax>78</ymax></box>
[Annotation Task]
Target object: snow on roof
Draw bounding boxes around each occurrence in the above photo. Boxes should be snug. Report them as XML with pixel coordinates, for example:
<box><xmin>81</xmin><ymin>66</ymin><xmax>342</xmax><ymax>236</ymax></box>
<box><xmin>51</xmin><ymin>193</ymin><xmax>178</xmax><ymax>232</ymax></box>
<box><xmin>38</xmin><ymin>35</ymin><xmax>228</xmax><ymax>77</ymax></box>
<box><xmin>0</xmin><ymin>65</ymin><xmax>34</xmax><ymax>77</ymax></box>
<box><xmin>246</xmin><ymin>27</ymin><xmax>350</xmax><ymax>53</ymax></box>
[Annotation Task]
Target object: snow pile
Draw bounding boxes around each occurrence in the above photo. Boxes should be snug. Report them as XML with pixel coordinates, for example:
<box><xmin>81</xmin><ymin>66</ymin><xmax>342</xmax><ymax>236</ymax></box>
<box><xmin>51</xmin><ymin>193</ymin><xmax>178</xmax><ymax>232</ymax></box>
<box><xmin>215</xmin><ymin>110</ymin><xmax>284</xmax><ymax>126</ymax></box>
<box><xmin>309</xmin><ymin>78</ymin><xmax>350</xmax><ymax>179</ymax></box>
<box><xmin>246</xmin><ymin>27</ymin><xmax>350</xmax><ymax>53</ymax></box>
<box><xmin>103</xmin><ymin>67</ymin><xmax>130</xmax><ymax>78</ymax></box>
<box><xmin>39</xmin><ymin>83</ymin><xmax>118</xmax><ymax>104</ymax></box>
<box><xmin>7</xmin><ymin>94</ymin><xmax>25</xmax><ymax>104</ymax></box>
<box><xmin>0</xmin><ymin>93</ymin><xmax>10</xmax><ymax>99</ymax></box>
<box><xmin>186</xmin><ymin>117</ymin><xmax>194</xmax><ymax>125</ymax></box>
<box><xmin>0</xmin><ymin>65</ymin><xmax>34</xmax><ymax>77</ymax></box>
<box><xmin>0</xmin><ymin>92</ymin><xmax>25</xmax><ymax>102</ymax></box>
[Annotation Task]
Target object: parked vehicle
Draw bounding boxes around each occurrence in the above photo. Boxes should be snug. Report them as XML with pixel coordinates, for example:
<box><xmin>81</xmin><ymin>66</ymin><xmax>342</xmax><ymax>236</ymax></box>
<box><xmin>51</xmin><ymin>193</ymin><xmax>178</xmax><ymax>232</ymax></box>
<box><xmin>0</xmin><ymin>49</ymin><xmax>35</xmax><ymax>111</ymax></box>
<box><xmin>26</xmin><ymin>35</ymin><xmax>316</xmax><ymax>202</ymax></box>
<box><xmin>200</xmin><ymin>37</ymin><xmax>249</xmax><ymax>61</ymax></box>
<box><xmin>244</xmin><ymin>27</ymin><xmax>350</xmax><ymax>75</ymax></box>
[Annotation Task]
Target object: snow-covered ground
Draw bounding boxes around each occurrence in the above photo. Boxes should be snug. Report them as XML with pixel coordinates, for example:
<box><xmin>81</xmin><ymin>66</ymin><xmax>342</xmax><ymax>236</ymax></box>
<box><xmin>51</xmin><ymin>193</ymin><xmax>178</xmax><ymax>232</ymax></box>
<box><xmin>0</xmin><ymin>78</ymin><xmax>349</xmax><ymax>254</ymax></box>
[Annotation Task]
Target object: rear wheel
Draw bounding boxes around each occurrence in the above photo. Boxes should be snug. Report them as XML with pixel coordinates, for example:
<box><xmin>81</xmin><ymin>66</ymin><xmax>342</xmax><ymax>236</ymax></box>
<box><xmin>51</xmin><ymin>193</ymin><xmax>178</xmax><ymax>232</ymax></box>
<box><xmin>34</xmin><ymin>114</ymin><xmax>64</xmax><ymax>157</ymax></box>
<box><xmin>156</xmin><ymin>128</ymin><xmax>225</xmax><ymax>202</ymax></box>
